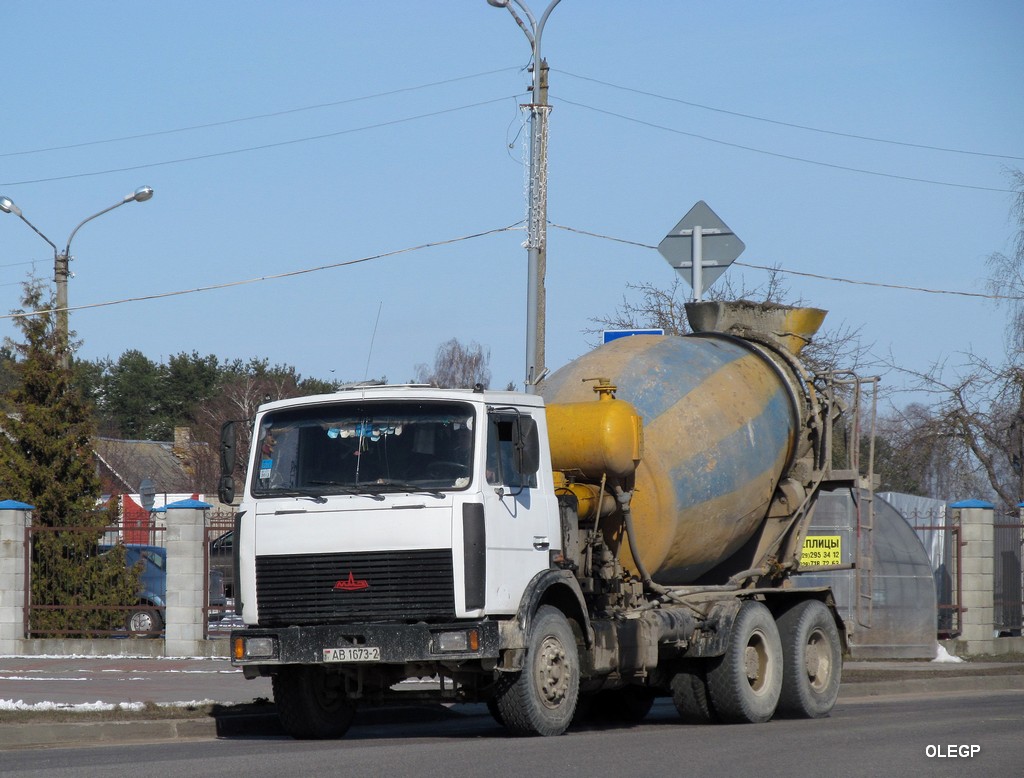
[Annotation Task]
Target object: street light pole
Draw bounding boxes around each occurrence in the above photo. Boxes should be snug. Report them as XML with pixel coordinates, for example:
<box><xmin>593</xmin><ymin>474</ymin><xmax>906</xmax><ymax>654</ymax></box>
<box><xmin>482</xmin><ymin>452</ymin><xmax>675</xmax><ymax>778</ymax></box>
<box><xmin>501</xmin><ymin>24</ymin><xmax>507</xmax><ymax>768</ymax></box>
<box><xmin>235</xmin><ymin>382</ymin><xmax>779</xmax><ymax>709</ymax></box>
<box><xmin>488</xmin><ymin>0</ymin><xmax>561</xmax><ymax>393</ymax></box>
<box><xmin>0</xmin><ymin>186</ymin><xmax>154</xmax><ymax>368</ymax></box>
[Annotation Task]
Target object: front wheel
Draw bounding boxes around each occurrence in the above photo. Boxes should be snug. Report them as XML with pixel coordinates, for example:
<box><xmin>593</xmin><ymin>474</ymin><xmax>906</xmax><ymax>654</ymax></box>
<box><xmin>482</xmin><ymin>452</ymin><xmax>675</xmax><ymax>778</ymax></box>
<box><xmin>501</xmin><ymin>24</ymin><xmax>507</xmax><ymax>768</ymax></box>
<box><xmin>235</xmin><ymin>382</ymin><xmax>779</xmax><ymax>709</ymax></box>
<box><xmin>494</xmin><ymin>605</ymin><xmax>580</xmax><ymax>737</ymax></box>
<box><xmin>705</xmin><ymin>601</ymin><xmax>783</xmax><ymax>723</ymax></box>
<box><xmin>273</xmin><ymin>666</ymin><xmax>356</xmax><ymax>740</ymax></box>
<box><xmin>775</xmin><ymin>600</ymin><xmax>843</xmax><ymax>718</ymax></box>
<box><xmin>126</xmin><ymin>606</ymin><xmax>163</xmax><ymax>638</ymax></box>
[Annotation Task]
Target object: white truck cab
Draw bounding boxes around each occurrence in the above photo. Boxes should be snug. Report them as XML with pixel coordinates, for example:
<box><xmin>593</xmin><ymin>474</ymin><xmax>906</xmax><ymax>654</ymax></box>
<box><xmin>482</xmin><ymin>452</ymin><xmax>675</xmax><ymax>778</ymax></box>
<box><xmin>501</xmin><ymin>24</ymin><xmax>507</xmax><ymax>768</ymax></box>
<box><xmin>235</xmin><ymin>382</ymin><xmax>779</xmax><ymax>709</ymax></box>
<box><xmin>228</xmin><ymin>387</ymin><xmax>571</xmax><ymax>708</ymax></box>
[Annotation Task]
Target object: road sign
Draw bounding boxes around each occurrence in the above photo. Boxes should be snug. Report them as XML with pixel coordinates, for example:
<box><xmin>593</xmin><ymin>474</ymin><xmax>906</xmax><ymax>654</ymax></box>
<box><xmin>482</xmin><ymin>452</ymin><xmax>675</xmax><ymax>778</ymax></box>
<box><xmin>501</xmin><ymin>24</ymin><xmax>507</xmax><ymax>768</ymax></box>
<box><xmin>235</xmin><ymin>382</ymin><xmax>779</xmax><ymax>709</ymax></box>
<box><xmin>139</xmin><ymin>478</ymin><xmax>157</xmax><ymax>511</ymax></box>
<box><xmin>603</xmin><ymin>328</ymin><xmax>665</xmax><ymax>344</ymax></box>
<box><xmin>657</xmin><ymin>201</ymin><xmax>744</xmax><ymax>299</ymax></box>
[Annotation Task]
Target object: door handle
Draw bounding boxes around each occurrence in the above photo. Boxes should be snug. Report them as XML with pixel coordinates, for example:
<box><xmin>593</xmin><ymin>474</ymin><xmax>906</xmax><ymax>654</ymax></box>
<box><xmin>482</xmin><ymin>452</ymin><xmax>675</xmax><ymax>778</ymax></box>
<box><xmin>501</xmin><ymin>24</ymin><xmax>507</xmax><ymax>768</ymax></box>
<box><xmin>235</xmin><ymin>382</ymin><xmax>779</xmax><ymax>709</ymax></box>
<box><xmin>533</xmin><ymin>536</ymin><xmax>550</xmax><ymax>551</ymax></box>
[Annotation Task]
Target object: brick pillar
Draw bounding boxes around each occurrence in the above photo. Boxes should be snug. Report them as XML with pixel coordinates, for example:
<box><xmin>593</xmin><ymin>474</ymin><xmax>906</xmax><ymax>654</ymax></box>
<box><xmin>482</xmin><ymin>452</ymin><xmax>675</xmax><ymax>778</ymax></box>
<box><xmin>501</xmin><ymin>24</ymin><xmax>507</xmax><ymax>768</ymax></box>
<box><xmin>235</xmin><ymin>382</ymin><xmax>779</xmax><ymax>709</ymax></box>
<box><xmin>163</xmin><ymin>499</ymin><xmax>210</xmax><ymax>657</ymax></box>
<box><xmin>0</xmin><ymin>500</ymin><xmax>33</xmax><ymax>654</ymax></box>
<box><xmin>951</xmin><ymin>500</ymin><xmax>994</xmax><ymax>653</ymax></box>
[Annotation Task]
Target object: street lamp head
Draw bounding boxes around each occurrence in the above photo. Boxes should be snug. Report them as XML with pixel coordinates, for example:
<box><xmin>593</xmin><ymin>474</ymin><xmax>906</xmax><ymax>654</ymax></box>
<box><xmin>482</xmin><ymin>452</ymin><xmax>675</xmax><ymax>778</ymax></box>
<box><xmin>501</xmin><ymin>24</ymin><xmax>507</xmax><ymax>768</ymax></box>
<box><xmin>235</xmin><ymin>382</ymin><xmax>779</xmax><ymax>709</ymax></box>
<box><xmin>130</xmin><ymin>186</ymin><xmax>154</xmax><ymax>203</ymax></box>
<box><xmin>486</xmin><ymin>0</ymin><xmax>509</xmax><ymax>6</ymax></box>
<box><xmin>0</xmin><ymin>196</ymin><xmax>22</xmax><ymax>217</ymax></box>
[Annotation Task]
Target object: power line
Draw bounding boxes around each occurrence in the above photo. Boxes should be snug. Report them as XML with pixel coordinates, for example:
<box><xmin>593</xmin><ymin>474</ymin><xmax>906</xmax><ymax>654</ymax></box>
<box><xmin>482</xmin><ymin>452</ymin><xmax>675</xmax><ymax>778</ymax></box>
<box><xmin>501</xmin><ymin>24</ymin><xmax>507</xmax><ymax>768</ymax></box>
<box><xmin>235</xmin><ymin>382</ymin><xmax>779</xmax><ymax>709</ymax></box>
<box><xmin>0</xmin><ymin>96</ymin><xmax>521</xmax><ymax>187</ymax></box>
<box><xmin>555</xmin><ymin>98</ymin><xmax>1015</xmax><ymax>195</ymax></box>
<box><xmin>1</xmin><ymin>67</ymin><xmax>523</xmax><ymax>159</ymax></box>
<box><xmin>1</xmin><ymin>223</ymin><xmax>524</xmax><ymax>321</ymax></box>
<box><xmin>556</xmin><ymin>69</ymin><xmax>1023</xmax><ymax>162</ymax></box>
<box><xmin>548</xmin><ymin>222</ymin><xmax>1021</xmax><ymax>301</ymax></box>
<box><xmin>3</xmin><ymin>220</ymin><xmax>1012</xmax><ymax>324</ymax></box>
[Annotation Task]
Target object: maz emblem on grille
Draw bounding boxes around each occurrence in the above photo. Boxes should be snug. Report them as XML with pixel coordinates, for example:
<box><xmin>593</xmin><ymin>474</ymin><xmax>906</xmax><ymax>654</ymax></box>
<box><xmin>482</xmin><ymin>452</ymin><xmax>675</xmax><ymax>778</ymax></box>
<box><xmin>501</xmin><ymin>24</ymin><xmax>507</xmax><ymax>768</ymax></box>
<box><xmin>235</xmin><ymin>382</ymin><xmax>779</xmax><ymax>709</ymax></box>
<box><xmin>333</xmin><ymin>572</ymin><xmax>369</xmax><ymax>591</ymax></box>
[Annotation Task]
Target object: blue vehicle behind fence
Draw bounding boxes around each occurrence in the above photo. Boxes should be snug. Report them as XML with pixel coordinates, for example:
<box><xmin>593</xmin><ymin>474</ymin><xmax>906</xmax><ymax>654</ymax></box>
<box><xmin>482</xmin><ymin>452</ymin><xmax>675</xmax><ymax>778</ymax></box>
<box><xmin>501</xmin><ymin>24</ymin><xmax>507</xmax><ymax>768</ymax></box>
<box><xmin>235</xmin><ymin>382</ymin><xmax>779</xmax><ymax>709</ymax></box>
<box><xmin>106</xmin><ymin>544</ymin><xmax>226</xmax><ymax>637</ymax></box>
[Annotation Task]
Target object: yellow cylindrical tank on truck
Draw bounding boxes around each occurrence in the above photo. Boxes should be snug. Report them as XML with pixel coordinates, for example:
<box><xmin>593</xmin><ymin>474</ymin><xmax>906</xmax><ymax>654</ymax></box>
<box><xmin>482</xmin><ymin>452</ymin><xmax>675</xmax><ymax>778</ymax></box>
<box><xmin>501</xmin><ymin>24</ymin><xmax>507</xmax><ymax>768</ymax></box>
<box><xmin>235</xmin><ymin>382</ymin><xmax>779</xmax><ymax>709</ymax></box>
<box><xmin>540</xmin><ymin>301</ymin><xmax>827</xmax><ymax>584</ymax></box>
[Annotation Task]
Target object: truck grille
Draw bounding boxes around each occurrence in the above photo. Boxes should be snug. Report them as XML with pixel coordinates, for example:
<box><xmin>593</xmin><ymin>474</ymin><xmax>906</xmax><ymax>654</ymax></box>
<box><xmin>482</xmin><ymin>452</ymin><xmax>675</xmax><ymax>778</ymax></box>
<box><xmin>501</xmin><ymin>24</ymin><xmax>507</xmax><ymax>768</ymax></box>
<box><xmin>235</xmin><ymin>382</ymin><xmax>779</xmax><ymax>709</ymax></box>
<box><xmin>255</xmin><ymin>549</ymin><xmax>455</xmax><ymax>625</ymax></box>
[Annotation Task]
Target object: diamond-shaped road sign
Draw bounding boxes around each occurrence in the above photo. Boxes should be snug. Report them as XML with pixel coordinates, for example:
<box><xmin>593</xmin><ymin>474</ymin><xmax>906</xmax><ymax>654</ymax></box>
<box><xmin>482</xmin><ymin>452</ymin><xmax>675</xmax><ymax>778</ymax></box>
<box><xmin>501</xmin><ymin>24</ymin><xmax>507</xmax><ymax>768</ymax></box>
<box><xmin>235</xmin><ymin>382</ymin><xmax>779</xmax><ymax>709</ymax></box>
<box><xmin>657</xmin><ymin>201</ymin><xmax>744</xmax><ymax>295</ymax></box>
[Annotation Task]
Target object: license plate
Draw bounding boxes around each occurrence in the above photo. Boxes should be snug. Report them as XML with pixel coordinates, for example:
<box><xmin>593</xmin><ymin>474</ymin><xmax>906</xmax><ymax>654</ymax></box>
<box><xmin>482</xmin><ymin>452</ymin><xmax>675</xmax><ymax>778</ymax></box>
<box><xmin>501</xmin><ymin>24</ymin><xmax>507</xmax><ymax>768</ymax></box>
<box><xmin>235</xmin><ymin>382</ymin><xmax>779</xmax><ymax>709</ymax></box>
<box><xmin>322</xmin><ymin>646</ymin><xmax>381</xmax><ymax>663</ymax></box>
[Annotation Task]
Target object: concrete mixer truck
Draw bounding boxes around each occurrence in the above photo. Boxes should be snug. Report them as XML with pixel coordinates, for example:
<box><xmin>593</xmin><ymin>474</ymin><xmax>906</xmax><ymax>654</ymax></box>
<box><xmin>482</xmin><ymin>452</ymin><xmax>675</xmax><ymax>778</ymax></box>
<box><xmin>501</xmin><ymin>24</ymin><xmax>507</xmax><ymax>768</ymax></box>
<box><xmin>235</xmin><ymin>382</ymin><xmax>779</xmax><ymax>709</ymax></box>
<box><xmin>221</xmin><ymin>301</ymin><xmax>861</xmax><ymax>739</ymax></box>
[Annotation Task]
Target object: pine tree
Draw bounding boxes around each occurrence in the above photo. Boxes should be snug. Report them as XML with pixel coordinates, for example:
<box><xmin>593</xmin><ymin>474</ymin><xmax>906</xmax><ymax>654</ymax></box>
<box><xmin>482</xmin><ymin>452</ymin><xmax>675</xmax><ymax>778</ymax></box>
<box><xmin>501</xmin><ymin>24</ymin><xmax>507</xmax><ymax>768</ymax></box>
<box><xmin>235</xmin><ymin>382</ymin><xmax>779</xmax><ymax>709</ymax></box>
<box><xmin>0</xmin><ymin>279</ymin><xmax>138</xmax><ymax>635</ymax></box>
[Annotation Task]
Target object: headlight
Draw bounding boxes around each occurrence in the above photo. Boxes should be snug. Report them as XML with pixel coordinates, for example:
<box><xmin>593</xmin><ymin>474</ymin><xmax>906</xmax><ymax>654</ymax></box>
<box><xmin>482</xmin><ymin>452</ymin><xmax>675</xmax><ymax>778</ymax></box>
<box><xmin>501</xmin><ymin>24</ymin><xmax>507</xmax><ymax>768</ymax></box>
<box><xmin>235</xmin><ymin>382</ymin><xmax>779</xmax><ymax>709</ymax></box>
<box><xmin>435</xmin><ymin>629</ymin><xmax>480</xmax><ymax>652</ymax></box>
<box><xmin>234</xmin><ymin>636</ymin><xmax>276</xmax><ymax>660</ymax></box>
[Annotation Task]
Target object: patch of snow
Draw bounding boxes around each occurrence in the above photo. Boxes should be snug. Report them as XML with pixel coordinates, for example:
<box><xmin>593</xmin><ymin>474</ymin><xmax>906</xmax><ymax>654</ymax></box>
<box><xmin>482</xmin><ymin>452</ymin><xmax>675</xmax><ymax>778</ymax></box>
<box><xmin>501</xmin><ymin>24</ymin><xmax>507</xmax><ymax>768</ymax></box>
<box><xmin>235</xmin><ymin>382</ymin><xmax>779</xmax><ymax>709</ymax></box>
<box><xmin>0</xmin><ymin>698</ymin><xmax>219</xmax><ymax>712</ymax></box>
<box><xmin>933</xmin><ymin>644</ymin><xmax>964</xmax><ymax>663</ymax></box>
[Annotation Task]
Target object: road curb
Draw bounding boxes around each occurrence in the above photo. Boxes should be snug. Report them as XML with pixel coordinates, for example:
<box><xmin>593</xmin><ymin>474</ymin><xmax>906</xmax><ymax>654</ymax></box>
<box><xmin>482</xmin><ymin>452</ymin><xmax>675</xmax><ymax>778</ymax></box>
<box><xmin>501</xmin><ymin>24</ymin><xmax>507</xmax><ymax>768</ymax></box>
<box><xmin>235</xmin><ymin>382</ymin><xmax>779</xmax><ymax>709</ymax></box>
<box><xmin>838</xmin><ymin>673</ymin><xmax>1024</xmax><ymax>700</ymax></box>
<box><xmin>1</xmin><ymin>718</ymin><xmax>216</xmax><ymax>750</ymax></box>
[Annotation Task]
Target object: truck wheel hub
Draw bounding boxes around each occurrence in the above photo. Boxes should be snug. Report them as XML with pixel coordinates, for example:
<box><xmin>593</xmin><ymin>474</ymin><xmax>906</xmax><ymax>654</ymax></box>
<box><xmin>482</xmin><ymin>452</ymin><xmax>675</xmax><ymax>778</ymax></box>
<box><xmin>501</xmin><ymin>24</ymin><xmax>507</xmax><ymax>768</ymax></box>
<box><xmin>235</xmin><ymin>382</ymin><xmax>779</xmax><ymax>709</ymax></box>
<box><xmin>536</xmin><ymin>636</ymin><xmax>569</xmax><ymax>707</ymax></box>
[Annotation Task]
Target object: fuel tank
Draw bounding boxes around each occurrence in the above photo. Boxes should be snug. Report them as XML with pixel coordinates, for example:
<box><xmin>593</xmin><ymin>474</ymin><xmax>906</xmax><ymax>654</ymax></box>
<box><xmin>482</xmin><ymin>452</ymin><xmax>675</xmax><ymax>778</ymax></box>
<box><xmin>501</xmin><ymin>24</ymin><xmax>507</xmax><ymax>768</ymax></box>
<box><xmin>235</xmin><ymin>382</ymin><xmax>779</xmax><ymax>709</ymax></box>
<box><xmin>540</xmin><ymin>302</ymin><xmax>825</xmax><ymax>584</ymax></box>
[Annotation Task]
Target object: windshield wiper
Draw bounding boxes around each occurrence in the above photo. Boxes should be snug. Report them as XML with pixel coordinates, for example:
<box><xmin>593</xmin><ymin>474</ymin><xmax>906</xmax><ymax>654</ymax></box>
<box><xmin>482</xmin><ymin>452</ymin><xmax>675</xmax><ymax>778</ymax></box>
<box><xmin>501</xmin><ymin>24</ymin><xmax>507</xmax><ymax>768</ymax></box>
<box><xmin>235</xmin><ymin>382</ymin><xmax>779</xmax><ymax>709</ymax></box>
<box><xmin>307</xmin><ymin>480</ymin><xmax>385</xmax><ymax>500</ymax></box>
<box><xmin>269</xmin><ymin>488</ymin><xmax>329</xmax><ymax>504</ymax></box>
<box><xmin>369</xmin><ymin>479</ymin><xmax>446</xmax><ymax>498</ymax></box>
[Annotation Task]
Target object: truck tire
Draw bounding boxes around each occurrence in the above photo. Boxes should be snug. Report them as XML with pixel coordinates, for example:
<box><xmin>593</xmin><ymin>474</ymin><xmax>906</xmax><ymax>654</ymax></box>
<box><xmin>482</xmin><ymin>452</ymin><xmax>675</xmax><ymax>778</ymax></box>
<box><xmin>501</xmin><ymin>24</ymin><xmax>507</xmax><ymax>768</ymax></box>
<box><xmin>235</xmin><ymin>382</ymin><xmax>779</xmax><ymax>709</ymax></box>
<box><xmin>273</xmin><ymin>666</ymin><xmax>356</xmax><ymax>740</ymax></box>
<box><xmin>486</xmin><ymin>697</ymin><xmax>506</xmax><ymax>727</ymax></box>
<box><xmin>671</xmin><ymin>663</ymin><xmax>716</xmax><ymax>724</ymax></box>
<box><xmin>775</xmin><ymin>599</ymin><xmax>842</xmax><ymax>718</ymax></box>
<box><xmin>705</xmin><ymin>601</ymin><xmax>782</xmax><ymax>724</ymax></box>
<box><xmin>494</xmin><ymin>605</ymin><xmax>580</xmax><ymax>737</ymax></box>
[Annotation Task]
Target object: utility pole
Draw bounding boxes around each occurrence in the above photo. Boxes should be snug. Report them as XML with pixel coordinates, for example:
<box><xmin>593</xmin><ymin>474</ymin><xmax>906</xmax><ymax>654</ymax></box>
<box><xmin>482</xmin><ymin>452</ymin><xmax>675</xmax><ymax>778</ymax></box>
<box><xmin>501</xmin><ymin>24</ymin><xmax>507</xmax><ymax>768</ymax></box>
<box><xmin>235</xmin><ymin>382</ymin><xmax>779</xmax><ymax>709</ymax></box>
<box><xmin>534</xmin><ymin>59</ymin><xmax>549</xmax><ymax>385</ymax></box>
<box><xmin>488</xmin><ymin>0</ymin><xmax>561</xmax><ymax>393</ymax></box>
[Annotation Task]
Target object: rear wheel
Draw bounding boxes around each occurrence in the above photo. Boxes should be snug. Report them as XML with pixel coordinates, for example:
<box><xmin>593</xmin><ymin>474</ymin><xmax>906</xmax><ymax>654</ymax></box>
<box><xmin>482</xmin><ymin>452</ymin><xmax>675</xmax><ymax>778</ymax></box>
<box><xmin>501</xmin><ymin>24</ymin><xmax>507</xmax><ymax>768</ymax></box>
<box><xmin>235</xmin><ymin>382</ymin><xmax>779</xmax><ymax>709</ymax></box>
<box><xmin>494</xmin><ymin>605</ymin><xmax>580</xmax><ymax>737</ymax></box>
<box><xmin>273</xmin><ymin>666</ymin><xmax>356</xmax><ymax>740</ymax></box>
<box><xmin>775</xmin><ymin>600</ymin><xmax>843</xmax><ymax>718</ymax></box>
<box><xmin>706</xmin><ymin>601</ymin><xmax>782</xmax><ymax>723</ymax></box>
<box><xmin>671</xmin><ymin>662</ymin><xmax>716</xmax><ymax>724</ymax></box>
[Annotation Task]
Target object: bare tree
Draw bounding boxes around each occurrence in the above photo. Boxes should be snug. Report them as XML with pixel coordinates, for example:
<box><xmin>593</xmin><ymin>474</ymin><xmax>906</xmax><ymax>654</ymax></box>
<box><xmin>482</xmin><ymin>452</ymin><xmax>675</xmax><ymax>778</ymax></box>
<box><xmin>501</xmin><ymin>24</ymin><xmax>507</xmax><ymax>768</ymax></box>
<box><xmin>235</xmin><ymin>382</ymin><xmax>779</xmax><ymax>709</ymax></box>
<box><xmin>414</xmin><ymin>339</ymin><xmax>492</xmax><ymax>389</ymax></box>
<box><xmin>883</xmin><ymin>169</ymin><xmax>1024</xmax><ymax>507</ymax></box>
<box><xmin>587</xmin><ymin>268</ymin><xmax>870</xmax><ymax>376</ymax></box>
<box><xmin>875</xmin><ymin>398</ymin><xmax>989</xmax><ymax>500</ymax></box>
<box><xmin>986</xmin><ymin>168</ymin><xmax>1024</xmax><ymax>353</ymax></box>
<box><xmin>193</xmin><ymin>359</ymin><xmax>343</xmax><ymax>489</ymax></box>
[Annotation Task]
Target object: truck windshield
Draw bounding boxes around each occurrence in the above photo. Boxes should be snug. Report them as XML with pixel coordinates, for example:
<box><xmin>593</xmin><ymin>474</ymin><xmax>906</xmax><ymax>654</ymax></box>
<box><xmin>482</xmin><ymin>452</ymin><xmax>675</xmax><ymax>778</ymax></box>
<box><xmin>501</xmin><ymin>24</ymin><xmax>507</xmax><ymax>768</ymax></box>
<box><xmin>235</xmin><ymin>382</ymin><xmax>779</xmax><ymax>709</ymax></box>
<box><xmin>251</xmin><ymin>400</ymin><xmax>475</xmax><ymax>497</ymax></box>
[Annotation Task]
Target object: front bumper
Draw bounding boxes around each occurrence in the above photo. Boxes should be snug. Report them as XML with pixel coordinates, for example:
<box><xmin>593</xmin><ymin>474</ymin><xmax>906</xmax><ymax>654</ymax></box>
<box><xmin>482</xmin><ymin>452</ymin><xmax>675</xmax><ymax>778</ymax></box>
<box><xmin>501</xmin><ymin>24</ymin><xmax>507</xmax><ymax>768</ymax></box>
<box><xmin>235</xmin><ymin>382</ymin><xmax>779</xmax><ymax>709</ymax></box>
<box><xmin>230</xmin><ymin>621</ymin><xmax>501</xmax><ymax>666</ymax></box>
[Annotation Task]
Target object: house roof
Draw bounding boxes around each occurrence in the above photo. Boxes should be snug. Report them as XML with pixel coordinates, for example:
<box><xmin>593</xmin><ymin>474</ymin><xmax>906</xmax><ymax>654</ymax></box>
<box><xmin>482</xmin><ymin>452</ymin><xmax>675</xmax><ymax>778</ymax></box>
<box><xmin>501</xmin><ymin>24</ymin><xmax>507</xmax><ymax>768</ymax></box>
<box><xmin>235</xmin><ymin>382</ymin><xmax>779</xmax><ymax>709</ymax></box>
<box><xmin>93</xmin><ymin>437</ymin><xmax>196</xmax><ymax>493</ymax></box>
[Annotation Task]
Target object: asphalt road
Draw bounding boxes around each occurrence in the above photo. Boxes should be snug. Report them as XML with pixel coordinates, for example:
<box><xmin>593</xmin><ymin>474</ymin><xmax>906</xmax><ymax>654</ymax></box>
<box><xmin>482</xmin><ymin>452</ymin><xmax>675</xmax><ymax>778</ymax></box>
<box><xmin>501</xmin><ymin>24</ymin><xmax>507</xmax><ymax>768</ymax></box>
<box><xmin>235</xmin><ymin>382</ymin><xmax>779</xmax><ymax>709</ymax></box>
<box><xmin>2</xmin><ymin>690</ymin><xmax>1021</xmax><ymax>777</ymax></box>
<box><xmin>0</xmin><ymin>655</ymin><xmax>271</xmax><ymax>707</ymax></box>
<box><xmin>3</xmin><ymin>654</ymin><xmax>1021</xmax><ymax>709</ymax></box>
<box><xmin>2</xmin><ymin>652</ymin><xmax>1024</xmax><ymax>754</ymax></box>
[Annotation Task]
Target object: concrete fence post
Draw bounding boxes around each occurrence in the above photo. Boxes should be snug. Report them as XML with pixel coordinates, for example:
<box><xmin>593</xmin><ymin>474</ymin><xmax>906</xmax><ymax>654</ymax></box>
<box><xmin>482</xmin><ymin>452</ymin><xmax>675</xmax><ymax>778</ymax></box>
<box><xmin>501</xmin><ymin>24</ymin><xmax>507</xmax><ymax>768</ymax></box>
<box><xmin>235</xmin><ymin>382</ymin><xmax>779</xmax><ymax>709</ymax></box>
<box><xmin>0</xmin><ymin>500</ymin><xmax>33</xmax><ymax>655</ymax></box>
<box><xmin>950</xmin><ymin>499</ymin><xmax>995</xmax><ymax>654</ymax></box>
<box><xmin>163</xmin><ymin>499</ymin><xmax>210</xmax><ymax>657</ymax></box>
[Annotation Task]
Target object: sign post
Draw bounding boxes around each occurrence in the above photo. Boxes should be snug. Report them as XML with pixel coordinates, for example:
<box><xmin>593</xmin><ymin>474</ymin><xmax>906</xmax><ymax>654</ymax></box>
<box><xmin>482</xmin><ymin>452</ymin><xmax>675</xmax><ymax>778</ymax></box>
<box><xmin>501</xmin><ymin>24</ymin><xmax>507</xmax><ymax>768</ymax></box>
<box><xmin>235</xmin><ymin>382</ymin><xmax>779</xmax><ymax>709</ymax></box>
<box><xmin>657</xmin><ymin>201</ymin><xmax>745</xmax><ymax>301</ymax></box>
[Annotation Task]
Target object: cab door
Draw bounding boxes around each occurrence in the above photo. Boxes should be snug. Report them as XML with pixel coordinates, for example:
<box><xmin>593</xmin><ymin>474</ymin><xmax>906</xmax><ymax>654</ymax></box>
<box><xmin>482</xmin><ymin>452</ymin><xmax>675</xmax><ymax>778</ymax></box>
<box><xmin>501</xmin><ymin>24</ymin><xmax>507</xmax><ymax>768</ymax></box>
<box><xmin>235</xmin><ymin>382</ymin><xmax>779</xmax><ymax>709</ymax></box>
<box><xmin>480</xmin><ymin>410</ymin><xmax>556</xmax><ymax>614</ymax></box>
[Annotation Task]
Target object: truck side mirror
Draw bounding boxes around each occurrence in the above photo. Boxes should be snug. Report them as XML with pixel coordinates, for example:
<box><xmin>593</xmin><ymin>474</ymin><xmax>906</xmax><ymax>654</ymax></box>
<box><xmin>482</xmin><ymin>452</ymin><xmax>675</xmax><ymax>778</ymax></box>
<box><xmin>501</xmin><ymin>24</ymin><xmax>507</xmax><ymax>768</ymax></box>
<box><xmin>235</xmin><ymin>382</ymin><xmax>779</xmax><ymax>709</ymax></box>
<box><xmin>219</xmin><ymin>421</ymin><xmax>237</xmax><ymax>504</ymax></box>
<box><xmin>514</xmin><ymin>417</ymin><xmax>540</xmax><ymax>476</ymax></box>
<box><xmin>220</xmin><ymin>421</ymin><xmax>236</xmax><ymax>475</ymax></box>
<box><xmin>218</xmin><ymin>475</ymin><xmax>236</xmax><ymax>506</ymax></box>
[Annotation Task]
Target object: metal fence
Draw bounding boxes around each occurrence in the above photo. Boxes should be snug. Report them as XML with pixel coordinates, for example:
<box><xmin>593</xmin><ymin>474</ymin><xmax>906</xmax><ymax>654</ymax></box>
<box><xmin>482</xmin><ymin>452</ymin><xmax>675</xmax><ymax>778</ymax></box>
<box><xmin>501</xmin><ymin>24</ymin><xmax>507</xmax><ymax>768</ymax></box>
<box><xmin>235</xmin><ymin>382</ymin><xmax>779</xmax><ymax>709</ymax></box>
<box><xmin>921</xmin><ymin>523</ymin><xmax>961</xmax><ymax>639</ymax></box>
<box><xmin>23</xmin><ymin>517</ymin><xmax>234</xmax><ymax>640</ymax></box>
<box><xmin>901</xmin><ymin>508</ymin><xmax>963</xmax><ymax>639</ymax></box>
<box><xmin>903</xmin><ymin>509</ymin><xmax>1024</xmax><ymax>639</ymax></box>
<box><xmin>206</xmin><ymin>513</ymin><xmax>236</xmax><ymax>634</ymax></box>
<box><xmin>995</xmin><ymin>515</ymin><xmax>1024</xmax><ymax>636</ymax></box>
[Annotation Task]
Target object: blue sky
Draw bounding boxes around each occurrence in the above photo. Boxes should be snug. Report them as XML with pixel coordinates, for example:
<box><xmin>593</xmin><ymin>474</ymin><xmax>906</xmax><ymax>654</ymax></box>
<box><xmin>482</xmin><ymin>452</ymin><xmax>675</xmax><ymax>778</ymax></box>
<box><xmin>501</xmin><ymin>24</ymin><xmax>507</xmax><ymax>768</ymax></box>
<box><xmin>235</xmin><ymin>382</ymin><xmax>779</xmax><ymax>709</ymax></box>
<box><xmin>1</xmin><ymin>2</ymin><xmax>1021</xmax><ymax>406</ymax></box>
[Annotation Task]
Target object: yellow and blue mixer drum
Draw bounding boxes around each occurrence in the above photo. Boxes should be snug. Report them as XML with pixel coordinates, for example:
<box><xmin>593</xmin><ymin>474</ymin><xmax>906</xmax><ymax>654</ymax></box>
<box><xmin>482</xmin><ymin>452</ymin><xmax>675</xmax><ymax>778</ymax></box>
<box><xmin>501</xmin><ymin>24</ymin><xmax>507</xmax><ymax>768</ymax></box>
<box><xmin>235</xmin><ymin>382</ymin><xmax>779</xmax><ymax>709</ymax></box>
<box><xmin>541</xmin><ymin>305</ymin><xmax>824</xmax><ymax>585</ymax></box>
